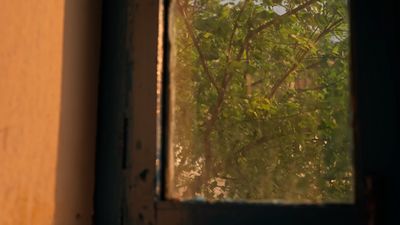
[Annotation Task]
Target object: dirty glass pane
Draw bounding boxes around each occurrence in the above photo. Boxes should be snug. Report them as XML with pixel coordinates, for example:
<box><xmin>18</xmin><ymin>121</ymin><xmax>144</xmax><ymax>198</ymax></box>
<box><xmin>167</xmin><ymin>0</ymin><xmax>353</xmax><ymax>203</ymax></box>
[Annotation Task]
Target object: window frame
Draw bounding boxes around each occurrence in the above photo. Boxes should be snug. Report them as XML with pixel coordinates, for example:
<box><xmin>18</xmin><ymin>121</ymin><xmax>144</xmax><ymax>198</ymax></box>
<box><xmin>94</xmin><ymin>0</ymin><xmax>400</xmax><ymax>224</ymax></box>
<box><xmin>129</xmin><ymin>0</ymin><xmax>362</xmax><ymax>225</ymax></box>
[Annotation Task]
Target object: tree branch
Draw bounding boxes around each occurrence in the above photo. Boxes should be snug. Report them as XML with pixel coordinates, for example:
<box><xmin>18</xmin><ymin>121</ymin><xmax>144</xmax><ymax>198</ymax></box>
<box><xmin>227</xmin><ymin>0</ymin><xmax>250</xmax><ymax>57</ymax></box>
<box><xmin>176</xmin><ymin>0</ymin><xmax>220</xmax><ymax>93</ymax></box>
<box><xmin>235</xmin><ymin>133</ymin><xmax>285</xmax><ymax>156</ymax></box>
<box><xmin>267</xmin><ymin>18</ymin><xmax>344</xmax><ymax>99</ymax></box>
<box><xmin>236</xmin><ymin>0</ymin><xmax>318</xmax><ymax>61</ymax></box>
<box><xmin>220</xmin><ymin>0</ymin><xmax>319</xmax><ymax>94</ymax></box>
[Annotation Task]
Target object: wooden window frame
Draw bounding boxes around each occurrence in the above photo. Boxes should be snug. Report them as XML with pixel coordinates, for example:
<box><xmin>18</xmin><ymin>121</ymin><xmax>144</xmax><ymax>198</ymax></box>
<box><xmin>94</xmin><ymin>0</ymin><xmax>399</xmax><ymax>225</ymax></box>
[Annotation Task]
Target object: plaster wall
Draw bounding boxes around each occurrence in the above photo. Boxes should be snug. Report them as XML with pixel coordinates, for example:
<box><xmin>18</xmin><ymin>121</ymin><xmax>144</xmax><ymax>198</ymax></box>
<box><xmin>0</xmin><ymin>0</ymin><xmax>101</xmax><ymax>224</ymax></box>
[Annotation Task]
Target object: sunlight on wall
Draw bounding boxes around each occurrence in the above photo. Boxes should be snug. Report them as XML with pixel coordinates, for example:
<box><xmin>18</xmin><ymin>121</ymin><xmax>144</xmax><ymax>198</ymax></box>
<box><xmin>0</xmin><ymin>1</ymin><xmax>100</xmax><ymax>224</ymax></box>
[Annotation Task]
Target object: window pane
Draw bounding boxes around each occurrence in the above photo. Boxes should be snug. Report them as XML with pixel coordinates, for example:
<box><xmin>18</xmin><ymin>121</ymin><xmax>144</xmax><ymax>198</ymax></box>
<box><xmin>167</xmin><ymin>0</ymin><xmax>353</xmax><ymax>203</ymax></box>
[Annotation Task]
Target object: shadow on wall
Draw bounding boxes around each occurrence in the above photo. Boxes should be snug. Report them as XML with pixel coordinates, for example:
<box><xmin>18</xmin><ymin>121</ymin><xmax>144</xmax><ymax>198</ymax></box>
<box><xmin>54</xmin><ymin>0</ymin><xmax>101</xmax><ymax>224</ymax></box>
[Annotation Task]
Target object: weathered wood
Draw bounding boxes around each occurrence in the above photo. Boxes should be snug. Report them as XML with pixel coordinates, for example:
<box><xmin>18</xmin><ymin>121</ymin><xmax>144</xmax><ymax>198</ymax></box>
<box><xmin>128</xmin><ymin>1</ymin><xmax>160</xmax><ymax>225</ymax></box>
<box><xmin>157</xmin><ymin>202</ymin><xmax>360</xmax><ymax>225</ymax></box>
<box><xmin>94</xmin><ymin>0</ymin><xmax>400</xmax><ymax>225</ymax></box>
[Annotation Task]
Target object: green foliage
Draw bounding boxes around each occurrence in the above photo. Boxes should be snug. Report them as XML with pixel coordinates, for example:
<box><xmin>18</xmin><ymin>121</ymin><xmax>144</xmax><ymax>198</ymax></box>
<box><xmin>170</xmin><ymin>0</ymin><xmax>353</xmax><ymax>202</ymax></box>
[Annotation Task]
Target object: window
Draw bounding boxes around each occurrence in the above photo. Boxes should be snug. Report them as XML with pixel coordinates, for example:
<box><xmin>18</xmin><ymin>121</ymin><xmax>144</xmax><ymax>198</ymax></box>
<box><xmin>167</xmin><ymin>0</ymin><xmax>353</xmax><ymax>203</ymax></box>
<box><xmin>94</xmin><ymin>0</ymin><xmax>399</xmax><ymax>225</ymax></box>
<box><xmin>130</xmin><ymin>0</ymin><xmax>357</xmax><ymax>224</ymax></box>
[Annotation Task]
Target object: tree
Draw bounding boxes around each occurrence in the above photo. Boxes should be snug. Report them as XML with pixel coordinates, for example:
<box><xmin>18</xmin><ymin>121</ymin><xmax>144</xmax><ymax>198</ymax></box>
<box><xmin>169</xmin><ymin>0</ymin><xmax>353</xmax><ymax>202</ymax></box>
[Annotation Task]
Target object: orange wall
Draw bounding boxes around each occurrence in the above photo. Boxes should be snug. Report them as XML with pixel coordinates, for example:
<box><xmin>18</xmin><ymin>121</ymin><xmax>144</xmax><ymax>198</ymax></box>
<box><xmin>0</xmin><ymin>1</ymin><xmax>101</xmax><ymax>224</ymax></box>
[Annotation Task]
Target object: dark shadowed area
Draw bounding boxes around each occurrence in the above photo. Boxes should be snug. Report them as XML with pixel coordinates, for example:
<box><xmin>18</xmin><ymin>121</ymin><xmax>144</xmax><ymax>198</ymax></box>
<box><xmin>54</xmin><ymin>0</ymin><xmax>101</xmax><ymax>224</ymax></box>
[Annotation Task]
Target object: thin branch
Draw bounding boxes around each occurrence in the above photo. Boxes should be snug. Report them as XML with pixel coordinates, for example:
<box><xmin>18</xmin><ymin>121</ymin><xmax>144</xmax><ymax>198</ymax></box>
<box><xmin>221</xmin><ymin>0</ymin><xmax>251</xmax><ymax>92</ymax></box>
<box><xmin>315</xmin><ymin>18</ymin><xmax>344</xmax><ymax>42</ymax></box>
<box><xmin>298</xmin><ymin>60</ymin><xmax>323</xmax><ymax>72</ymax></box>
<box><xmin>236</xmin><ymin>0</ymin><xmax>318</xmax><ymax>61</ymax></box>
<box><xmin>176</xmin><ymin>0</ymin><xmax>220</xmax><ymax>93</ymax></box>
<box><xmin>267</xmin><ymin>51</ymin><xmax>307</xmax><ymax>99</ymax></box>
<box><xmin>221</xmin><ymin>0</ymin><xmax>319</xmax><ymax>93</ymax></box>
<box><xmin>227</xmin><ymin>0</ymin><xmax>250</xmax><ymax>57</ymax></box>
<box><xmin>267</xmin><ymin>18</ymin><xmax>343</xmax><ymax>99</ymax></box>
<box><xmin>235</xmin><ymin>133</ymin><xmax>286</xmax><ymax>156</ymax></box>
<box><xmin>201</xmin><ymin>0</ymin><xmax>252</xmax><ymax>133</ymax></box>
